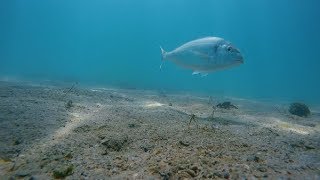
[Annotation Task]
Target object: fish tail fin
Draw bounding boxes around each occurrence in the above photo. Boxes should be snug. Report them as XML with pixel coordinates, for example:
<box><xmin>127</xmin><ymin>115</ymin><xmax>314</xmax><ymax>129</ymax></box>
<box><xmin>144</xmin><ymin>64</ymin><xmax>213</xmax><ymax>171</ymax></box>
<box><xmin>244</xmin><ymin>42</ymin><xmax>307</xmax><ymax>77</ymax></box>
<box><xmin>160</xmin><ymin>46</ymin><xmax>167</xmax><ymax>70</ymax></box>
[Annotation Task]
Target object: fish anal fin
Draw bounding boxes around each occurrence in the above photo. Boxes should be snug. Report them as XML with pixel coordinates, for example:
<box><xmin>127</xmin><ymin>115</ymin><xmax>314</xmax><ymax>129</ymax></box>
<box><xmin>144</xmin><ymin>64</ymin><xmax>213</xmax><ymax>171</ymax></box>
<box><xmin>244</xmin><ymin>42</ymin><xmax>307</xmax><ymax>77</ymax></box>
<box><xmin>192</xmin><ymin>71</ymin><xmax>200</xmax><ymax>75</ymax></box>
<box><xmin>192</xmin><ymin>71</ymin><xmax>208</xmax><ymax>76</ymax></box>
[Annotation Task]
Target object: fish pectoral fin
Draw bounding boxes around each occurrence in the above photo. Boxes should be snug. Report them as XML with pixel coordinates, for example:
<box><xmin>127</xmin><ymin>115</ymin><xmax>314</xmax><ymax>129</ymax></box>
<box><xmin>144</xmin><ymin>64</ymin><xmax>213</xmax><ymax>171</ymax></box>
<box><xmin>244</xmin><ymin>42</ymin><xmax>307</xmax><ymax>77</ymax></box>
<box><xmin>192</xmin><ymin>71</ymin><xmax>208</xmax><ymax>76</ymax></box>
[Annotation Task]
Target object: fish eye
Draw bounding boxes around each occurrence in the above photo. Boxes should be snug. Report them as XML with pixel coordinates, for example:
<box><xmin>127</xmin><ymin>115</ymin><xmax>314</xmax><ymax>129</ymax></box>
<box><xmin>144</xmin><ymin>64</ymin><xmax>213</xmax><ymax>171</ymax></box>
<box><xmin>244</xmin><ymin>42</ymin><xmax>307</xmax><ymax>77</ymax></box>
<box><xmin>227</xmin><ymin>46</ymin><xmax>232</xmax><ymax>52</ymax></box>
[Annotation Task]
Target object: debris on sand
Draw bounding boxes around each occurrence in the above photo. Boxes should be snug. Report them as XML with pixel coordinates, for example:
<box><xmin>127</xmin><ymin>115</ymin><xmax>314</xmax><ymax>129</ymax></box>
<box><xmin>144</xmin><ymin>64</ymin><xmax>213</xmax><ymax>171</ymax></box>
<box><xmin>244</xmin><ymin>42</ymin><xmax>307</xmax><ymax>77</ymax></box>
<box><xmin>188</xmin><ymin>114</ymin><xmax>198</xmax><ymax>129</ymax></box>
<box><xmin>289</xmin><ymin>102</ymin><xmax>310</xmax><ymax>117</ymax></box>
<box><xmin>62</xmin><ymin>82</ymin><xmax>77</xmax><ymax>109</ymax></box>
<box><xmin>216</xmin><ymin>102</ymin><xmax>238</xmax><ymax>109</ymax></box>
<box><xmin>62</xmin><ymin>82</ymin><xmax>78</xmax><ymax>100</ymax></box>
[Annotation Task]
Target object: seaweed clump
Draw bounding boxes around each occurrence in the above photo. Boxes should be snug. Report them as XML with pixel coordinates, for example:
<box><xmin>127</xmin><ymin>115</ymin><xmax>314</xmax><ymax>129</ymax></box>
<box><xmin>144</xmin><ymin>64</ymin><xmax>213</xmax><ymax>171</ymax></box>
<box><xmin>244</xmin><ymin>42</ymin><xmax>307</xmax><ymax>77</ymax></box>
<box><xmin>289</xmin><ymin>102</ymin><xmax>310</xmax><ymax>117</ymax></box>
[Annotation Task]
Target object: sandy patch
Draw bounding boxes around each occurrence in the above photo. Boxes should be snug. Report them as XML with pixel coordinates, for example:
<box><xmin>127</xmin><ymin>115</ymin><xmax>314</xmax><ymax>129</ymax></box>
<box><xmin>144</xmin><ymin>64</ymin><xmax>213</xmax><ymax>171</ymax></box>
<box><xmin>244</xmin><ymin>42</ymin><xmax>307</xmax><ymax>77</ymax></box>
<box><xmin>0</xmin><ymin>81</ymin><xmax>319</xmax><ymax>179</ymax></box>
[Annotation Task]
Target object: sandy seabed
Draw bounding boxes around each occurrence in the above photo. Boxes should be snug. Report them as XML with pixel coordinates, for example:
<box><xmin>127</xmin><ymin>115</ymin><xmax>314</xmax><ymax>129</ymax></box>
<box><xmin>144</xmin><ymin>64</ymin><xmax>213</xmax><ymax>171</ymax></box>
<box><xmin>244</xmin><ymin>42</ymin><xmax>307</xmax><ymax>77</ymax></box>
<box><xmin>0</xmin><ymin>81</ymin><xmax>319</xmax><ymax>179</ymax></box>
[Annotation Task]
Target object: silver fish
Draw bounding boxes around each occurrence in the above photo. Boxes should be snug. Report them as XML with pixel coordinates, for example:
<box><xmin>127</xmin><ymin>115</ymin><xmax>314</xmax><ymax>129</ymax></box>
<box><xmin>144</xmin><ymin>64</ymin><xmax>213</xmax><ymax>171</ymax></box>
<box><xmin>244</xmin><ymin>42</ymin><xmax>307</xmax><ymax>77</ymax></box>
<box><xmin>160</xmin><ymin>37</ymin><xmax>244</xmax><ymax>76</ymax></box>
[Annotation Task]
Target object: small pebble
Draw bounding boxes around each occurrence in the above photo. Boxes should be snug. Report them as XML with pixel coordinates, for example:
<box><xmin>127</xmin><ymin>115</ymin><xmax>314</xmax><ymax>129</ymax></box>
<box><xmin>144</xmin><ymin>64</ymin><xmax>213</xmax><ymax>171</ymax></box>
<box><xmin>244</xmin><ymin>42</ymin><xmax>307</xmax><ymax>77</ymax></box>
<box><xmin>289</xmin><ymin>102</ymin><xmax>310</xmax><ymax>117</ymax></box>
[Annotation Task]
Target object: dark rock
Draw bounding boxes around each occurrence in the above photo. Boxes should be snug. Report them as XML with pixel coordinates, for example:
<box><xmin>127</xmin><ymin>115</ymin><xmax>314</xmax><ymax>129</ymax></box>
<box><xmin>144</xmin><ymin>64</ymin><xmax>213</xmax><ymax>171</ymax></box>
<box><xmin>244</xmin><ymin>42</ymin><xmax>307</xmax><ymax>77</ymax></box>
<box><xmin>168</xmin><ymin>103</ymin><xmax>172</xmax><ymax>106</ymax></box>
<box><xmin>216</xmin><ymin>102</ymin><xmax>238</xmax><ymax>109</ymax></box>
<box><xmin>53</xmin><ymin>165</ymin><xmax>74</xmax><ymax>178</ymax></box>
<box><xmin>289</xmin><ymin>102</ymin><xmax>310</xmax><ymax>117</ymax></box>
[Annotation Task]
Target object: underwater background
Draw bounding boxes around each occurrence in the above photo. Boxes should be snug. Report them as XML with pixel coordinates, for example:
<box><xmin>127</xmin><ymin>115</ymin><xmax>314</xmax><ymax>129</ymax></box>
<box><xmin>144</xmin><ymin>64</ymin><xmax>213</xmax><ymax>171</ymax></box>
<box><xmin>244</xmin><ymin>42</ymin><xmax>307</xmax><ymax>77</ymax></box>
<box><xmin>1</xmin><ymin>0</ymin><xmax>320</xmax><ymax>104</ymax></box>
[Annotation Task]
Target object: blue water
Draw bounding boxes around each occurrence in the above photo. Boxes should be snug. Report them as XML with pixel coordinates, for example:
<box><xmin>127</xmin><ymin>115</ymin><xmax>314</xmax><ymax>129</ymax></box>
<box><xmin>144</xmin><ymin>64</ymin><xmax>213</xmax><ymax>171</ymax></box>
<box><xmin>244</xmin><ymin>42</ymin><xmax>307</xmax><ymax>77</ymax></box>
<box><xmin>1</xmin><ymin>0</ymin><xmax>320</xmax><ymax>104</ymax></box>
